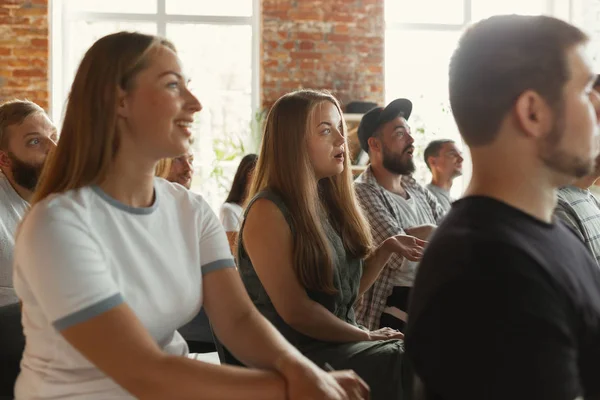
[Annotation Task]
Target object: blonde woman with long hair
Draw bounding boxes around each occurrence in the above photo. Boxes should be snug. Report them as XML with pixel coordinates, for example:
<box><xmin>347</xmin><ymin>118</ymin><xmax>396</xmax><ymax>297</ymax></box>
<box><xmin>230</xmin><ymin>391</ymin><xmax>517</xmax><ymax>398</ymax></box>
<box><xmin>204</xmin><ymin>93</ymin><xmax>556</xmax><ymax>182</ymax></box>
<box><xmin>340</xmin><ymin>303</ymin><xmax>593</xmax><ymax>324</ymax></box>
<box><xmin>239</xmin><ymin>90</ymin><xmax>427</xmax><ymax>400</ymax></box>
<box><xmin>12</xmin><ymin>32</ymin><xmax>368</xmax><ymax>400</ymax></box>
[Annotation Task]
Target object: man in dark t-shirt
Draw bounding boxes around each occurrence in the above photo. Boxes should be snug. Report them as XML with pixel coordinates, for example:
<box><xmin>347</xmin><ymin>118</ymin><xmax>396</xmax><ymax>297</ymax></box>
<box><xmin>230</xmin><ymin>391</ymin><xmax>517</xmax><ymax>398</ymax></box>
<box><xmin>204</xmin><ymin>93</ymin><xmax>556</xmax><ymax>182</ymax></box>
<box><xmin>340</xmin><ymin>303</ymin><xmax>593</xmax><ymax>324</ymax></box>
<box><xmin>405</xmin><ymin>15</ymin><xmax>600</xmax><ymax>400</ymax></box>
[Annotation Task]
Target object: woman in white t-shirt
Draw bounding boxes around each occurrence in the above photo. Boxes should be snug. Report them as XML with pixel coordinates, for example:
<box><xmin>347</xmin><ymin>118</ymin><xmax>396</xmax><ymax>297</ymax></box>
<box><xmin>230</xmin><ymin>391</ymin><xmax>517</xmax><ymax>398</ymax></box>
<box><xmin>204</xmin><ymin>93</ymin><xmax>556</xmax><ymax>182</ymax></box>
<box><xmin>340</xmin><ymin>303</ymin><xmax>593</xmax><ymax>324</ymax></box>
<box><xmin>12</xmin><ymin>32</ymin><xmax>367</xmax><ymax>400</ymax></box>
<box><xmin>220</xmin><ymin>153</ymin><xmax>257</xmax><ymax>253</ymax></box>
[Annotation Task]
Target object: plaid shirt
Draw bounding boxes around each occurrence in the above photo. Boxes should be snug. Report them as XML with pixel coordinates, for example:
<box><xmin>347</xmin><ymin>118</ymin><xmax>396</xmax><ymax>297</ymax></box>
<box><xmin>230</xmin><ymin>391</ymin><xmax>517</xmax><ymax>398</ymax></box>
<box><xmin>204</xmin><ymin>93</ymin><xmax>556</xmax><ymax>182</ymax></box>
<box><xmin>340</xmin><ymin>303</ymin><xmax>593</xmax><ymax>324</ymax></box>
<box><xmin>555</xmin><ymin>186</ymin><xmax>600</xmax><ymax>266</ymax></box>
<box><xmin>354</xmin><ymin>166</ymin><xmax>445</xmax><ymax>330</ymax></box>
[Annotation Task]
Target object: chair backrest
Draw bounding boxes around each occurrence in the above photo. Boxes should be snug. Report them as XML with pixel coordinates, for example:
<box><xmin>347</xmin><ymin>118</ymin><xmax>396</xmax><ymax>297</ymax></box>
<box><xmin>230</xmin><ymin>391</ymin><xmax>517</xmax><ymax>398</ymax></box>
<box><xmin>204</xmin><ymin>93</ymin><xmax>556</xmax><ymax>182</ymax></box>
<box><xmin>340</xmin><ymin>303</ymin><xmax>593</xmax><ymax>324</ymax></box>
<box><xmin>0</xmin><ymin>302</ymin><xmax>25</xmax><ymax>397</ymax></box>
<box><xmin>210</xmin><ymin>324</ymin><xmax>245</xmax><ymax>367</ymax></box>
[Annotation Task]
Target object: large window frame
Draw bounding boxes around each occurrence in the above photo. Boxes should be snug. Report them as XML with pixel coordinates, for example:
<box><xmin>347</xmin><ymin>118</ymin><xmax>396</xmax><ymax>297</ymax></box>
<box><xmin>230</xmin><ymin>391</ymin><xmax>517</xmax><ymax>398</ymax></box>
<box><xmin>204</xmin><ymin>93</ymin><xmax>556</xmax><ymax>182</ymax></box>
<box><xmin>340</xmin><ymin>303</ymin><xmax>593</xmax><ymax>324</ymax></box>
<box><xmin>384</xmin><ymin>0</ymin><xmax>576</xmax><ymax>197</ymax></box>
<box><xmin>49</xmin><ymin>0</ymin><xmax>260</xmax><ymax>125</ymax></box>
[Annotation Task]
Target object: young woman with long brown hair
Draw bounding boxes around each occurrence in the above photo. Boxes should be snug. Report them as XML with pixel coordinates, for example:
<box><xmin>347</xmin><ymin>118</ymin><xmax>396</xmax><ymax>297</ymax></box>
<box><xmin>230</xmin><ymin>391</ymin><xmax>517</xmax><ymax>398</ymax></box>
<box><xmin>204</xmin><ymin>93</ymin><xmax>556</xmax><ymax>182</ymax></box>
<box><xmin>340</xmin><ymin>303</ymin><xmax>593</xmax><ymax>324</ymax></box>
<box><xmin>239</xmin><ymin>89</ymin><xmax>427</xmax><ymax>400</ymax></box>
<box><xmin>221</xmin><ymin>153</ymin><xmax>258</xmax><ymax>253</ymax></box>
<box><xmin>12</xmin><ymin>32</ymin><xmax>368</xmax><ymax>400</ymax></box>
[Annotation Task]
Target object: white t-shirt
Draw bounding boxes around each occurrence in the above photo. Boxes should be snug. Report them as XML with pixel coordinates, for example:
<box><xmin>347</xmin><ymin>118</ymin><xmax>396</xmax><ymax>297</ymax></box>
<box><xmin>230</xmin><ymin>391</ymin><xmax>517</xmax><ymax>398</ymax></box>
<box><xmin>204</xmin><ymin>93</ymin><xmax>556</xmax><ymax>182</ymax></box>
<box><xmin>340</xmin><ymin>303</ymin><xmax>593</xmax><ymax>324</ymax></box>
<box><xmin>219</xmin><ymin>202</ymin><xmax>244</xmax><ymax>232</ymax></box>
<box><xmin>13</xmin><ymin>178</ymin><xmax>235</xmax><ymax>399</ymax></box>
<box><xmin>0</xmin><ymin>172</ymin><xmax>28</xmax><ymax>306</ymax></box>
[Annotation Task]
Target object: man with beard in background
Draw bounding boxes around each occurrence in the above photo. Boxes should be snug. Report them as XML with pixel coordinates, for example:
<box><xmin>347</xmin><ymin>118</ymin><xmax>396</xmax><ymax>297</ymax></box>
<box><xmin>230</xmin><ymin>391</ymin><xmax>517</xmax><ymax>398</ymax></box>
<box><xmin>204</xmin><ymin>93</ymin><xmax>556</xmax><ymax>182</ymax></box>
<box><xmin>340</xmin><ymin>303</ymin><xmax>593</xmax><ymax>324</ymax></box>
<box><xmin>0</xmin><ymin>100</ymin><xmax>56</xmax><ymax>307</ymax></box>
<box><xmin>354</xmin><ymin>98</ymin><xmax>445</xmax><ymax>332</ymax></box>
<box><xmin>166</xmin><ymin>149</ymin><xmax>194</xmax><ymax>189</ymax></box>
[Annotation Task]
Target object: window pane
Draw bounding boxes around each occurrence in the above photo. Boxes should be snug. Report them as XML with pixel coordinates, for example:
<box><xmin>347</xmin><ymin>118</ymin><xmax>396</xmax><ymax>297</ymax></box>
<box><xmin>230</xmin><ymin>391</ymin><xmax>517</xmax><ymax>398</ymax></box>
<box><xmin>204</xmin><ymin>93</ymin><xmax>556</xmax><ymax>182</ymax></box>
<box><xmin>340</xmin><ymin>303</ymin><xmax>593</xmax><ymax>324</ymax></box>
<box><xmin>66</xmin><ymin>0</ymin><xmax>157</xmax><ymax>14</ymax></box>
<box><xmin>385</xmin><ymin>29</ymin><xmax>466</xmax><ymax>198</ymax></box>
<box><xmin>385</xmin><ymin>0</ymin><xmax>464</xmax><ymax>24</ymax></box>
<box><xmin>471</xmin><ymin>0</ymin><xmax>546</xmax><ymax>22</ymax></box>
<box><xmin>167</xmin><ymin>24</ymin><xmax>253</xmax><ymax>210</ymax></box>
<box><xmin>166</xmin><ymin>0</ymin><xmax>252</xmax><ymax>17</ymax></box>
<box><xmin>57</xmin><ymin>21</ymin><xmax>157</xmax><ymax>124</ymax></box>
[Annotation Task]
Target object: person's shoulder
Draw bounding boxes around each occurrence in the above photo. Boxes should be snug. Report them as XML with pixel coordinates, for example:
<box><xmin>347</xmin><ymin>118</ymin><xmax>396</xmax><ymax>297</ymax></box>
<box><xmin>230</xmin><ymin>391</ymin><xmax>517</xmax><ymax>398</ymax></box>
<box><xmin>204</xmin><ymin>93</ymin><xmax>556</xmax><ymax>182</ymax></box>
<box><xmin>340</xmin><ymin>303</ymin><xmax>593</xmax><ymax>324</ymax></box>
<box><xmin>404</xmin><ymin>176</ymin><xmax>433</xmax><ymax>196</ymax></box>
<box><xmin>354</xmin><ymin>179</ymin><xmax>384</xmax><ymax>200</ymax></box>
<box><xmin>220</xmin><ymin>201</ymin><xmax>242</xmax><ymax>213</ymax></box>
<box><xmin>556</xmin><ymin>186</ymin><xmax>584</xmax><ymax>206</ymax></box>
<box><xmin>18</xmin><ymin>187</ymin><xmax>96</xmax><ymax>239</ymax></box>
<box><xmin>155</xmin><ymin>177</ymin><xmax>211</xmax><ymax>211</ymax></box>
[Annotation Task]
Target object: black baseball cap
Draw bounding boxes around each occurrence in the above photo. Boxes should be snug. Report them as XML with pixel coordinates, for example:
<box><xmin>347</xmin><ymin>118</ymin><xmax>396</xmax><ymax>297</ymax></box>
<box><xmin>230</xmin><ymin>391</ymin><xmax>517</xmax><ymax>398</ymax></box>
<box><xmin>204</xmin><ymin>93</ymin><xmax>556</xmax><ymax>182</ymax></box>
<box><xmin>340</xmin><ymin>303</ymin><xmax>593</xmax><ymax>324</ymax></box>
<box><xmin>357</xmin><ymin>98</ymin><xmax>413</xmax><ymax>153</ymax></box>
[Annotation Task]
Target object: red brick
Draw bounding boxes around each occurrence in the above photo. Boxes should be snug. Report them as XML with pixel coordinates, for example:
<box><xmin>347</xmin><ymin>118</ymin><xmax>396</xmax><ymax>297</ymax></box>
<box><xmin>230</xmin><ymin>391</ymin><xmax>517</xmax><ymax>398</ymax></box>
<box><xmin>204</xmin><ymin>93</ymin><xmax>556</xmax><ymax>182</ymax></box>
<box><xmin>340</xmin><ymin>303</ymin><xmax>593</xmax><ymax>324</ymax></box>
<box><xmin>282</xmin><ymin>41</ymin><xmax>296</xmax><ymax>50</ymax></box>
<box><xmin>328</xmin><ymin>34</ymin><xmax>351</xmax><ymax>43</ymax></box>
<box><xmin>332</xmin><ymin>14</ymin><xmax>356</xmax><ymax>23</ymax></box>
<box><xmin>265</xmin><ymin>40</ymin><xmax>279</xmax><ymax>49</ymax></box>
<box><xmin>30</xmin><ymin>38</ymin><xmax>47</xmax><ymax>48</ymax></box>
<box><xmin>0</xmin><ymin>47</ymin><xmax>11</xmax><ymax>56</ymax></box>
<box><xmin>334</xmin><ymin>24</ymin><xmax>350</xmax><ymax>34</ymax></box>
<box><xmin>13</xmin><ymin>7</ymin><xmax>47</xmax><ymax>16</ymax></box>
<box><xmin>300</xmin><ymin>61</ymin><xmax>316</xmax><ymax>70</ymax></box>
<box><xmin>316</xmin><ymin>42</ymin><xmax>332</xmax><ymax>51</ymax></box>
<box><xmin>299</xmin><ymin>41</ymin><xmax>314</xmax><ymax>50</ymax></box>
<box><xmin>287</xmin><ymin>10</ymin><xmax>324</xmax><ymax>21</ymax></box>
<box><xmin>290</xmin><ymin>51</ymin><xmax>322</xmax><ymax>60</ymax></box>
<box><xmin>263</xmin><ymin>60</ymin><xmax>279</xmax><ymax>69</ymax></box>
<box><xmin>12</xmin><ymin>47</ymin><xmax>47</xmax><ymax>57</ymax></box>
<box><xmin>0</xmin><ymin>15</ymin><xmax>28</xmax><ymax>24</ymax></box>
<box><xmin>13</xmin><ymin>69</ymin><xmax>46</xmax><ymax>78</ymax></box>
<box><xmin>297</xmin><ymin>32</ymin><xmax>324</xmax><ymax>41</ymax></box>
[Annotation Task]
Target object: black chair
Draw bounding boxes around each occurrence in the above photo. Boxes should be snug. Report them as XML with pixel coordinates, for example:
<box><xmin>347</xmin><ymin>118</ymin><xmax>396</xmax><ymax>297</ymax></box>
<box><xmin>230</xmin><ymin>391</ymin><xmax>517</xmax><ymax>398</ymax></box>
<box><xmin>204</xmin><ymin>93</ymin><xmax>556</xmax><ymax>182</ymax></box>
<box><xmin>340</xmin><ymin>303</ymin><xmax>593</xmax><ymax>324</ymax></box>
<box><xmin>0</xmin><ymin>303</ymin><xmax>25</xmax><ymax>398</ymax></box>
<box><xmin>210</xmin><ymin>325</ymin><xmax>244</xmax><ymax>367</ymax></box>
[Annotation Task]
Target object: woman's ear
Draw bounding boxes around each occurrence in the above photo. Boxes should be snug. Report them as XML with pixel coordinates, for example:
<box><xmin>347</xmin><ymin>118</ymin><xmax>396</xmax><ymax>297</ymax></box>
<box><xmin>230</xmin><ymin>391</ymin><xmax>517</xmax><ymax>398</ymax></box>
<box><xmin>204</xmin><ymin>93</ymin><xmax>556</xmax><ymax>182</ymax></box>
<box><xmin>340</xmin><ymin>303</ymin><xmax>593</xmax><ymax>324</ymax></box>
<box><xmin>116</xmin><ymin>87</ymin><xmax>129</xmax><ymax>119</ymax></box>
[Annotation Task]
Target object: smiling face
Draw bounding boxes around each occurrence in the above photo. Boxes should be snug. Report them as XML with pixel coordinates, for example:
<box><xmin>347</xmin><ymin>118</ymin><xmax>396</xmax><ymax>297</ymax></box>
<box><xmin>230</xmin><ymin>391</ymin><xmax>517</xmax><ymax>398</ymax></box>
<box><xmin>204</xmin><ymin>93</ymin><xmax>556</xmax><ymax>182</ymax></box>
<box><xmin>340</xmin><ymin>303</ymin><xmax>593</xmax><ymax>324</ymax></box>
<box><xmin>117</xmin><ymin>45</ymin><xmax>203</xmax><ymax>162</ymax></box>
<box><xmin>166</xmin><ymin>150</ymin><xmax>194</xmax><ymax>189</ymax></box>
<box><xmin>306</xmin><ymin>101</ymin><xmax>347</xmax><ymax>180</ymax></box>
<box><xmin>0</xmin><ymin>111</ymin><xmax>57</xmax><ymax>191</ymax></box>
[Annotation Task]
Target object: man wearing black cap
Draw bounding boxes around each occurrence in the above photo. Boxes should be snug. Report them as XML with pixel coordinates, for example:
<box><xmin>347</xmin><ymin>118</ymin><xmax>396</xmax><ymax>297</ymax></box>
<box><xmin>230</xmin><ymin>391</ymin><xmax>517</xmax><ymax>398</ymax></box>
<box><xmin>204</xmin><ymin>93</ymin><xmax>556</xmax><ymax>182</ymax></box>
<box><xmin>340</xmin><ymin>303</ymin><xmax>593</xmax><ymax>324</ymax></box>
<box><xmin>354</xmin><ymin>98</ymin><xmax>445</xmax><ymax>332</ymax></box>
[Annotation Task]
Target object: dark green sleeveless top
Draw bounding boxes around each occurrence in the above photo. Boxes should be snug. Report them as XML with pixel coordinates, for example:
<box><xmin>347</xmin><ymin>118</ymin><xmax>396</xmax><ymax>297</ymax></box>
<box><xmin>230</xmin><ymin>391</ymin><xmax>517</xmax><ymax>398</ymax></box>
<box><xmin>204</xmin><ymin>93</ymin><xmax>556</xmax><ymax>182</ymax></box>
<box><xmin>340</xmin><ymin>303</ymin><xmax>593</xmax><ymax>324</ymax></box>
<box><xmin>237</xmin><ymin>190</ymin><xmax>364</xmax><ymax>349</ymax></box>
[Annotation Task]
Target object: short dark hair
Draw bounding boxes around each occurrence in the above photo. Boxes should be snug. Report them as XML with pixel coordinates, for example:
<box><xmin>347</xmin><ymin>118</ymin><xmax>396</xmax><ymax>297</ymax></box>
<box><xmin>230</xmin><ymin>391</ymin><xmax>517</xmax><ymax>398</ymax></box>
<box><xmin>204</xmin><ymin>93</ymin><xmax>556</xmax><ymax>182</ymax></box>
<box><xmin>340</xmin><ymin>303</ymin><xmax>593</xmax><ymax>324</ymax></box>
<box><xmin>424</xmin><ymin>139</ymin><xmax>454</xmax><ymax>171</ymax></box>
<box><xmin>0</xmin><ymin>99</ymin><xmax>45</xmax><ymax>150</ymax></box>
<box><xmin>449</xmin><ymin>15</ymin><xmax>588</xmax><ymax>147</ymax></box>
<box><xmin>225</xmin><ymin>153</ymin><xmax>258</xmax><ymax>205</ymax></box>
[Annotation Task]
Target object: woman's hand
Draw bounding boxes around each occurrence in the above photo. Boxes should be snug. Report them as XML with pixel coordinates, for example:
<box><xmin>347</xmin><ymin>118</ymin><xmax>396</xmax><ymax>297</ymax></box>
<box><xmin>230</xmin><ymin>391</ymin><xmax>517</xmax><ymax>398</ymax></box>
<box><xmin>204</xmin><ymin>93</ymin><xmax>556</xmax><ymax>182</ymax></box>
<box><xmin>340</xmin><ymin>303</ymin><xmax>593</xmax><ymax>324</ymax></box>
<box><xmin>368</xmin><ymin>327</ymin><xmax>404</xmax><ymax>341</ymax></box>
<box><xmin>278</xmin><ymin>354</ymin><xmax>369</xmax><ymax>400</ymax></box>
<box><xmin>383</xmin><ymin>234</ymin><xmax>427</xmax><ymax>261</ymax></box>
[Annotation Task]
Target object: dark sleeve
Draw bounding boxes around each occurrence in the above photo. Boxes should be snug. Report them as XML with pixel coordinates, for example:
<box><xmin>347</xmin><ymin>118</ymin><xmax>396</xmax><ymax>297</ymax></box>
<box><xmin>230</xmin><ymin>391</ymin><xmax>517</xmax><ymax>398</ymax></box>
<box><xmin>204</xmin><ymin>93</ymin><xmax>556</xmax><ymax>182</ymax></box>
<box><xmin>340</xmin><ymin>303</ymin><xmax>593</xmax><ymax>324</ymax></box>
<box><xmin>405</xmin><ymin>244</ymin><xmax>581</xmax><ymax>400</ymax></box>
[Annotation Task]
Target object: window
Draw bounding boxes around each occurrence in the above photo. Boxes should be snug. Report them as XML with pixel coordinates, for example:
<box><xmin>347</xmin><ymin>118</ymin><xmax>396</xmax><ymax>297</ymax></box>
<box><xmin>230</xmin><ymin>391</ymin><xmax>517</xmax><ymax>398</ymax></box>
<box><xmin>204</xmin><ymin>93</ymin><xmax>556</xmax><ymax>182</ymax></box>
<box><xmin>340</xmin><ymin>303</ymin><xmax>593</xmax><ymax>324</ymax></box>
<box><xmin>385</xmin><ymin>0</ymin><xmax>573</xmax><ymax>199</ymax></box>
<box><xmin>50</xmin><ymin>0</ymin><xmax>259</xmax><ymax>212</ymax></box>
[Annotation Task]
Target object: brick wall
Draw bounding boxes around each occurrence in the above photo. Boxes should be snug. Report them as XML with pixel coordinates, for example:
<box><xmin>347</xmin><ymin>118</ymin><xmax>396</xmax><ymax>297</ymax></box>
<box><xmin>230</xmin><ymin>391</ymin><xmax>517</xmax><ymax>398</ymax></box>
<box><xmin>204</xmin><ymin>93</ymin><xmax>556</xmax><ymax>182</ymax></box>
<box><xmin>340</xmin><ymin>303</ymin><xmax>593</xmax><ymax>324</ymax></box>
<box><xmin>0</xmin><ymin>0</ymin><xmax>49</xmax><ymax>110</ymax></box>
<box><xmin>261</xmin><ymin>0</ymin><xmax>385</xmax><ymax>109</ymax></box>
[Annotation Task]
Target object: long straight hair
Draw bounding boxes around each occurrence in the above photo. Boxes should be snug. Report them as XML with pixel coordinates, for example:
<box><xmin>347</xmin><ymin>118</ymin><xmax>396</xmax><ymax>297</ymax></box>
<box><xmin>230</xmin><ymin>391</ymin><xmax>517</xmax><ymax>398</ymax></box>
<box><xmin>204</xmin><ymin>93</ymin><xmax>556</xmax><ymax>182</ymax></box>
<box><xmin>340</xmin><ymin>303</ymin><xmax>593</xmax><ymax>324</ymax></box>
<box><xmin>225</xmin><ymin>153</ymin><xmax>258</xmax><ymax>205</ymax></box>
<box><xmin>155</xmin><ymin>158</ymin><xmax>172</xmax><ymax>179</ymax></box>
<box><xmin>32</xmin><ymin>32</ymin><xmax>176</xmax><ymax>205</ymax></box>
<box><xmin>248</xmin><ymin>89</ymin><xmax>373</xmax><ymax>294</ymax></box>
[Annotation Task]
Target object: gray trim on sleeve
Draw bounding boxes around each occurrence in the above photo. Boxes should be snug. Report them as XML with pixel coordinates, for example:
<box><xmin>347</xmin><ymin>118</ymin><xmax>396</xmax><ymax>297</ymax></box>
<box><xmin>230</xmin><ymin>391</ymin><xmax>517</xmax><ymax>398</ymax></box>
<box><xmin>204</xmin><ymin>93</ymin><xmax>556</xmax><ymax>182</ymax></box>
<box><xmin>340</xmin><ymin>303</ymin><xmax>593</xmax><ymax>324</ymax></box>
<box><xmin>53</xmin><ymin>293</ymin><xmax>125</xmax><ymax>331</ymax></box>
<box><xmin>202</xmin><ymin>258</ymin><xmax>236</xmax><ymax>275</ymax></box>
